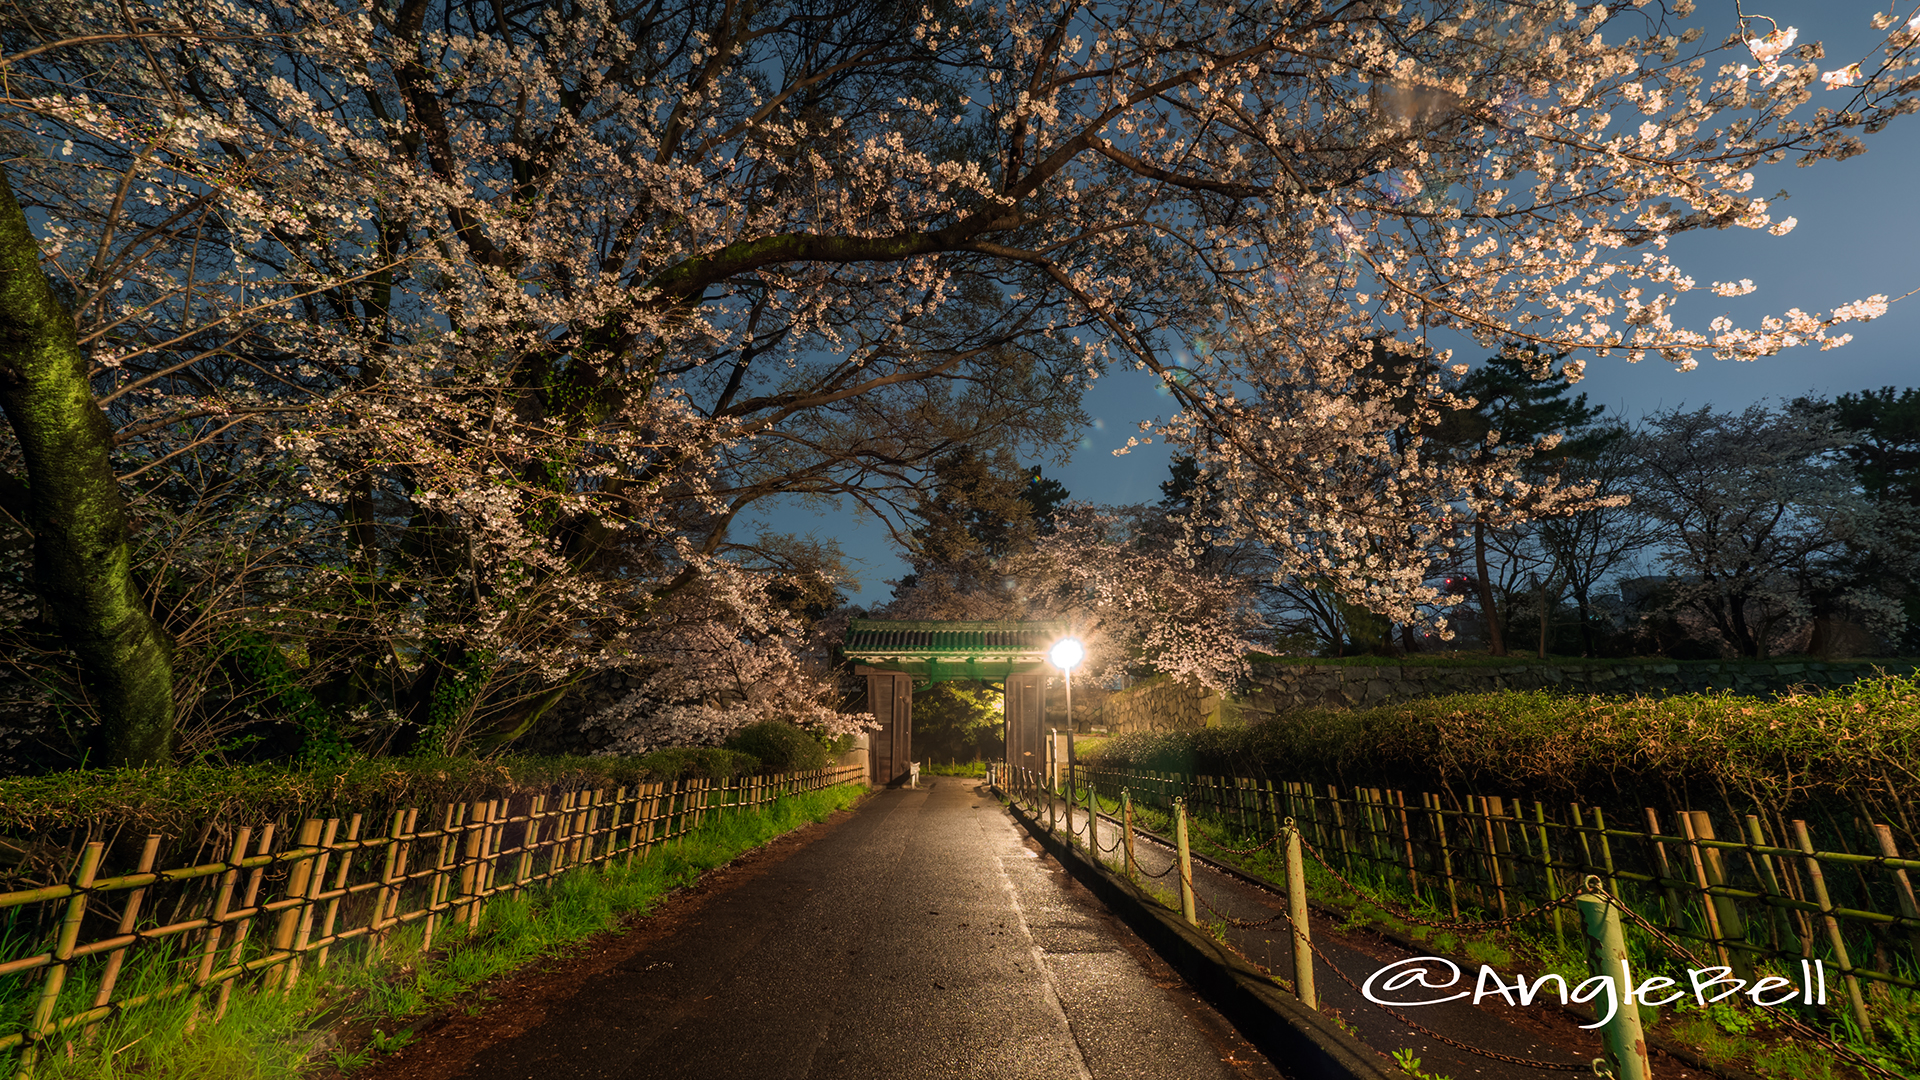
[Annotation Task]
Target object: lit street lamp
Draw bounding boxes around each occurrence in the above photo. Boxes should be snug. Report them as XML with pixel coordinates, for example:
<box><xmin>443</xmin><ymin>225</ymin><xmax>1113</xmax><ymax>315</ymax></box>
<box><xmin>1050</xmin><ymin>637</ymin><xmax>1083</xmax><ymax>799</ymax></box>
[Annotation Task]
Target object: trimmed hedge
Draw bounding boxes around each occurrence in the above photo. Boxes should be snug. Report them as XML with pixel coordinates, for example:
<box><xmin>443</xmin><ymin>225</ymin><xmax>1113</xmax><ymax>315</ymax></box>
<box><xmin>0</xmin><ymin>749</ymin><xmax>766</xmax><ymax>836</ymax></box>
<box><xmin>1083</xmin><ymin>673</ymin><xmax>1920</xmax><ymax>840</ymax></box>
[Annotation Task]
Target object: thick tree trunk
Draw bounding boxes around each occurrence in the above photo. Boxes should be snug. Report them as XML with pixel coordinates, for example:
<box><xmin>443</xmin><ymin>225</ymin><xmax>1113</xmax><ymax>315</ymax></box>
<box><xmin>1473</xmin><ymin>518</ymin><xmax>1506</xmax><ymax>655</ymax></box>
<box><xmin>0</xmin><ymin>166</ymin><xmax>175</xmax><ymax>765</ymax></box>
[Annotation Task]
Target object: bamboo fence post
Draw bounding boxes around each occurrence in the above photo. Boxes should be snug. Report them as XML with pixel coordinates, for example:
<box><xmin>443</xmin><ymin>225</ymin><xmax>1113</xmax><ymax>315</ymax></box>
<box><xmin>1793</xmin><ymin>818</ymin><xmax>1874</xmax><ymax>1039</ymax></box>
<box><xmin>214</xmin><ymin>825</ymin><xmax>276</xmax><ymax>1019</ymax></box>
<box><xmin>1643</xmin><ymin>808</ymin><xmax>1686</xmax><ymax>930</ymax></box>
<box><xmin>645</xmin><ymin>783</ymin><xmax>663</xmax><ymax>857</ymax></box>
<box><xmin>1481</xmin><ymin>797</ymin><xmax>1510</xmax><ymax>920</ymax></box>
<box><xmin>1265</xmin><ymin>780</ymin><xmax>1281</xmax><ymax>841</ymax></box>
<box><xmin>1758</xmin><ymin>810</ymin><xmax>1804</xmax><ymax>953</ymax></box>
<box><xmin>315</xmin><ymin>813</ymin><xmax>360</xmax><ymax>971</ymax></box>
<box><xmin>1363</xmin><ymin>787</ymin><xmax>1386</xmax><ymax>864</ymax></box>
<box><xmin>372</xmin><ymin>811</ymin><xmax>412</xmax><ymax>946</ymax></box>
<box><xmin>457</xmin><ymin>802</ymin><xmax>488</xmax><ymax>927</ymax></box>
<box><xmin>1426</xmin><ymin>793</ymin><xmax>1460</xmax><ymax>920</ymax></box>
<box><xmin>1869</xmin><ymin>824</ymin><xmax>1920</xmax><ymax>962</ymax></box>
<box><xmin>1123</xmin><ymin>789</ymin><xmax>1137</xmax><ymax>880</ymax></box>
<box><xmin>619</xmin><ymin>787</ymin><xmax>639</xmax><ymax>866</ymax></box>
<box><xmin>475</xmin><ymin>800</ymin><xmax>505</xmax><ymax>925</ymax></box>
<box><xmin>193</xmin><ymin>827</ymin><xmax>252</xmax><ymax>1018</ymax></box>
<box><xmin>1327</xmin><ymin>785</ymin><xmax>1353</xmax><ymax>873</ymax></box>
<box><xmin>1086</xmin><ymin>778</ymin><xmax>1099</xmax><ymax>861</ymax></box>
<box><xmin>422</xmin><ymin>804</ymin><xmax>459</xmax><ymax>954</ymax></box>
<box><xmin>1395</xmin><ymin>791</ymin><xmax>1419</xmax><ymax>895</ymax></box>
<box><xmin>1533</xmin><ymin>802</ymin><xmax>1565</xmax><ymax>950</ymax></box>
<box><xmin>551</xmin><ymin>791</ymin><xmax>575</xmax><ymax>874</ymax></box>
<box><xmin>516</xmin><ymin>796</ymin><xmax>543</xmax><ymax>897</ymax></box>
<box><xmin>1590</xmin><ymin>806</ymin><xmax>1620</xmax><ymax>901</ymax></box>
<box><xmin>83</xmin><ymin>834</ymin><xmax>160</xmax><ymax>1042</ymax></box>
<box><xmin>566</xmin><ymin>789</ymin><xmax>583</xmax><ymax>867</ymax></box>
<box><xmin>582</xmin><ymin>789</ymin><xmax>604</xmax><ymax>867</ymax></box>
<box><xmin>1742</xmin><ymin>814</ymin><xmax>1800</xmax><ymax>956</ymax></box>
<box><xmin>1572</xmin><ymin>803</ymin><xmax>1597</xmax><ymax>874</ymax></box>
<box><xmin>287</xmin><ymin>817</ymin><xmax>340</xmax><ymax>989</ymax></box>
<box><xmin>267</xmin><ymin>819</ymin><xmax>324</xmax><ymax>991</ymax></box>
<box><xmin>1065</xmin><ymin>761</ymin><xmax>1075</xmax><ymax>840</ymax></box>
<box><xmin>18</xmin><ymin>841</ymin><xmax>103</xmax><ymax>1074</ymax></box>
<box><xmin>605</xmin><ymin>786</ymin><xmax>622</xmax><ymax>856</ymax></box>
<box><xmin>1685</xmin><ymin>811</ymin><xmax>1749</xmax><ymax>979</ymax></box>
<box><xmin>666</xmin><ymin>779</ymin><xmax>681</xmax><ymax>843</ymax></box>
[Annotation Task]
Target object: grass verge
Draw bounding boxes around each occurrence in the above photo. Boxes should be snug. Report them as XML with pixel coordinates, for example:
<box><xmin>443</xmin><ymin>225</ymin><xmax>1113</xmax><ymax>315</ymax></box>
<box><xmin>3</xmin><ymin>782</ymin><xmax>866</xmax><ymax>1079</ymax></box>
<box><xmin>922</xmin><ymin>761</ymin><xmax>988</xmax><ymax>778</ymax></box>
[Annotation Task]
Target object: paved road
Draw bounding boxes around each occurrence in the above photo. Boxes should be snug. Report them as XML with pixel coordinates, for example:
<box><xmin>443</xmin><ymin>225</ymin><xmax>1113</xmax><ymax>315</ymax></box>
<box><xmin>447</xmin><ymin>780</ymin><xmax>1287</xmax><ymax>1080</ymax></box>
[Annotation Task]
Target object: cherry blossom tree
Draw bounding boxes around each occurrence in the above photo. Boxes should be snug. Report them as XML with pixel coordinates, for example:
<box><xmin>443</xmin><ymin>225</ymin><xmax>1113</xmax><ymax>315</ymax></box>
<box><xmin>3</xmin><ymin>0</ymin><xmax>1916</xmax><ymax>760</ymax></box>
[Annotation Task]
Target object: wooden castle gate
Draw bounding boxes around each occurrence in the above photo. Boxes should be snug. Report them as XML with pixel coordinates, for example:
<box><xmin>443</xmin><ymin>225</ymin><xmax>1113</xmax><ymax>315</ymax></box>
<box><xmin>843</xmin><ymin>619</ymin><xmax>1069</xmax><ymax>786</ymax></box>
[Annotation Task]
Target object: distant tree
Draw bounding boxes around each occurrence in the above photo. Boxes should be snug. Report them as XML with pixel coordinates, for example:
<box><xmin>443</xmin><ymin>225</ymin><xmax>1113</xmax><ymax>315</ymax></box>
<box><xmin>909</xmin><ymin>683</ymin><xmax>1004</xmax><ymax>765</ymax></box>
<box><xmin>1443</xmin><ymin>346</ymin><xmax>1613</xmax><ymax>656</ymax></box>
<box><xmin>1629</xmin><ymin>404</ymin><xmax>1911</xmax><ymax>658</ymax></box>
<box><xmin>1814</xmin><ymin>388</ymin><xmax>1920</xmax><ymax>508</ymax></box>
<box><xmin>1798</xmin><ymin>387</ymin><xmax>1920</xmax><ymax>651</ymax></box>
<box><xmin>887</xmin><ymin>449</ymin><xmax>1071</xmax><ymax>611</ymax></box>
<box><xmin>1533</xmin><ymin>427</ymin><xmax>1663</xmax><ymax>656</ymax></box>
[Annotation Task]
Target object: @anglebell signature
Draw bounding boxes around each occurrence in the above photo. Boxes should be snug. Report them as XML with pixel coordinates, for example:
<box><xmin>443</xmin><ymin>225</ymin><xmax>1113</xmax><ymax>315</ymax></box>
<box><xmin>1361</xmin><ymin>956</ymin><xmax>1831</xmax><ymax>1028</ymax></box>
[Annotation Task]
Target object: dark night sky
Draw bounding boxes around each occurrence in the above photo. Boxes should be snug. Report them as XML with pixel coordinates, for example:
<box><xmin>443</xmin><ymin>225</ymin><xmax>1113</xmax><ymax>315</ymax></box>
<box><xmin>753</xmin><ymin>2</ymin><xmax>1920</xmax><ymax>604</ymax></box>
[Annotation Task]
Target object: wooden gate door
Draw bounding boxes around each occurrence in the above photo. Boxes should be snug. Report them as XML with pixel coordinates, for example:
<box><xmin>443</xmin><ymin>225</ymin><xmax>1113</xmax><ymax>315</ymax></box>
<box><xmin>865</xmin><ymin>671</ymin><xmax>914</xmax><ymax>786</ymax></box>
<box><xmin>1003</xmin><ymin>671</ymin><xmax>1044</xmax><ymax>778</ymax></box>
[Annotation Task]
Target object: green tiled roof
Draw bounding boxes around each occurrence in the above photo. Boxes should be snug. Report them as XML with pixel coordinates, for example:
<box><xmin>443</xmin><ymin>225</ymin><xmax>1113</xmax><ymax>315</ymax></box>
<box><xmin>843</xmin><ymin>619</ymin><xmax>1071</xmax><ymax>682</ymax></box>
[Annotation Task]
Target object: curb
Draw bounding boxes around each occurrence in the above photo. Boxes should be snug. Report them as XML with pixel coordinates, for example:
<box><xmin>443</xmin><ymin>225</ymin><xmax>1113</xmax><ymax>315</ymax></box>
<box><xmin>1000</xmin><ymin>788</ymin><xmax>1411</xmax><ymax>1080</ymax></box>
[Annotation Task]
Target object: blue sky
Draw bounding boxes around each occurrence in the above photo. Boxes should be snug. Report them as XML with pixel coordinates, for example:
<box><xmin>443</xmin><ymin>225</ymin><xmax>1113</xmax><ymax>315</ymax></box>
<box><xmin>753</xmin><ymin>2</ymin><xmax>1920</xmax><ymax>605</ymax></box>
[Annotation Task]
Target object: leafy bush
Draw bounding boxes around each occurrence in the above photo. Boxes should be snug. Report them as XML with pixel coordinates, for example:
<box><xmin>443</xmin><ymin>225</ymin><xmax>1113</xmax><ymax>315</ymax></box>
<box><xmin>0</xmin><ymin>750</ymin><xmax>766</xmax><ymax>837</ymax></box>
<box><xmin>1084</xmin><ymin>673</ymin><xmax>1920</xmax><ymax>843</ymax></box>
<box><xmin>631</xmin><ymin>746</ymin><xmax>764</xmax><ymax>781</ymax></box>
<box><xmin>722</xmin><ymin>721</ymin><xmax>831</xmax><ymax>773</ymax></box>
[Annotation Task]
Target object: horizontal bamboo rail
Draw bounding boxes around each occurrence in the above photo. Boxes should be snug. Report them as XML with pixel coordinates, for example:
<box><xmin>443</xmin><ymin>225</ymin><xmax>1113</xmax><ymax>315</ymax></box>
<box><xmin>0</xmin><ymin>765</ymin><xmax>862</xmax><ymax>1072</ymax></box>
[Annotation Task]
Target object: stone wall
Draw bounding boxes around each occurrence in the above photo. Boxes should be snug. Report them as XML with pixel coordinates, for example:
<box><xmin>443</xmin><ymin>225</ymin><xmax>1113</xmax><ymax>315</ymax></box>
<box><xmin>1097</xmin><ymin>658</ymin><xmax>1920</xmax><ymax>733</ymax></box>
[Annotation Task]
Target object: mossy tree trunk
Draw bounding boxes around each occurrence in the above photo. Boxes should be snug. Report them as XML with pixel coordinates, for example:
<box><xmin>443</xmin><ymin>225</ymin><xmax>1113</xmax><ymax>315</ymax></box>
<box><xmin>0</xmin><ymin>166</ymin><xmax>174</xmax><ymax>765</ymax></box>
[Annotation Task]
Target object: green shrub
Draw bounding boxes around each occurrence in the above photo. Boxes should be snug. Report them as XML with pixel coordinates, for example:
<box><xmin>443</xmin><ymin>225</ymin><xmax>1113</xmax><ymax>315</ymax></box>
<box><xmin>632</xmin><ymin>746</ymin><xmax>762</xmax><ymax>781</ymax></box>
<box><xmin>1084</xmin><ymin>673</ymin><xmax>1920</xmax><ymax>836</ymax></box>
<box><xmin>722</xmin><ymin>721</ymin><xmax>832</xmax><ymax>773</ymax></box>
<box><xmin>0</xmin><ymin>750</ymin><xmax>765</xmax><ymax>838</ymax></box>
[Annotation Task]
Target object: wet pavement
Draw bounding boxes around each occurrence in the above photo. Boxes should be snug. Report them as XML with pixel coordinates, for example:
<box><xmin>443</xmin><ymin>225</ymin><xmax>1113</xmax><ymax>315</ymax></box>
<box><xmin>435</xmin><ymin>780</ymin><xmax>1288</xmax><ymax>1080</ymax></box>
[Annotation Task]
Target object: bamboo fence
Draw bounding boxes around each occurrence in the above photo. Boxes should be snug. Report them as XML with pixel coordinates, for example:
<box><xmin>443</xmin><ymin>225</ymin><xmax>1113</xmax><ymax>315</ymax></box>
<box><xmin>1078</xmin><ymin>765</ymin><xmax>1920</xmax><ymax>1033</ymax></box>
<box><xmin>0</xmin><ymin>764</ymin><xmax>862</xmax><ymax>1069</ymax></box>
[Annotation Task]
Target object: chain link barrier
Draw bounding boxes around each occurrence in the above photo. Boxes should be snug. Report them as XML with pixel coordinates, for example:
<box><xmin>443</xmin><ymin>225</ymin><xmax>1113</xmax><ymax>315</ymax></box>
<box><xmin>1184</xmin><ymin>871</ymin><xmax>1590</xmax><ymax>1071</ymax></box>
<box><xmin>1595</xmin><ymin>889</ymin><xmax>1912</xmax><ymax>1080</ymax></box>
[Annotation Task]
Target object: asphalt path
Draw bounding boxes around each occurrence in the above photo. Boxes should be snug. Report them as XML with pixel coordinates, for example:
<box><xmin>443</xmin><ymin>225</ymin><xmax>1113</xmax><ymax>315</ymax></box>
<box><xmin>434</xmin><ymin>780</ymin><xmax>1289</xmax><ymax>1080</ymax></box>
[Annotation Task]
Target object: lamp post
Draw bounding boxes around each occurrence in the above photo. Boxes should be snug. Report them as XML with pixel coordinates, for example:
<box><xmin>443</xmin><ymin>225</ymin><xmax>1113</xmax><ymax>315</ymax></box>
<box><xmin>1049</xmin><ymin>637</ymin><xmax>1083</xmax><ymax>835</ymax></box>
